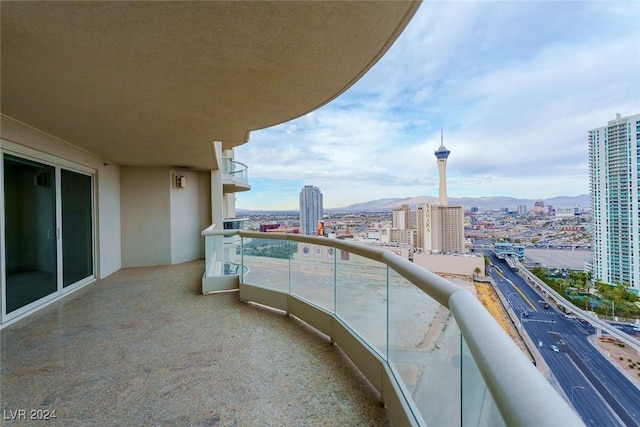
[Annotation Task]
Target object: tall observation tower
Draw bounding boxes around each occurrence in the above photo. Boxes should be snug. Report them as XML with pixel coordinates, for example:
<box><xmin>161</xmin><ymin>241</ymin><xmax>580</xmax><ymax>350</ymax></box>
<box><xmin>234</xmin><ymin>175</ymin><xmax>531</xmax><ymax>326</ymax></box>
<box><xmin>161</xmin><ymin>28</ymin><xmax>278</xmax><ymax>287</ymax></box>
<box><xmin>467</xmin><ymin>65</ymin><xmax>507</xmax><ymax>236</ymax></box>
<box><xmin>418</xmin><ymin>128</ymin><xmax>465</xmax><ymax>253</ymax></box>
<box><xmin>434</xmin><ymin>129</ymin><xmax>451</xmax><ymax>206</ymax></box>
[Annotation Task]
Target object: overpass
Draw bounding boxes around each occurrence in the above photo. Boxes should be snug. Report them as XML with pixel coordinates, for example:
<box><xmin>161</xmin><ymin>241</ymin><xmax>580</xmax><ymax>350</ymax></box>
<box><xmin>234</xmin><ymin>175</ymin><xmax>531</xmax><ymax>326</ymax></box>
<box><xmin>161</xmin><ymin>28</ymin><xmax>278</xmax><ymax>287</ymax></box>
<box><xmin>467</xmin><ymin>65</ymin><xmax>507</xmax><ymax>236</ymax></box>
<box><xmin>493</xmin><ymin>242</ymin><xmax>525</xmax><ymax>261</ymax></box>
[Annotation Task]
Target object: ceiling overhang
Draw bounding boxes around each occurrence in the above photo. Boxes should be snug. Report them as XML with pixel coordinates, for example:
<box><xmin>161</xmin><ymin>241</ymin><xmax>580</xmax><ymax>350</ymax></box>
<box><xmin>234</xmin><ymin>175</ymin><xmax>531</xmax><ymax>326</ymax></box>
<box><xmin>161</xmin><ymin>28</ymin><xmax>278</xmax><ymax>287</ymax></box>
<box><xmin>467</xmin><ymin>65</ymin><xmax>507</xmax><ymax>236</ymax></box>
<box><xmin>1</xmin><ymin>1</ymin><xmax>420</xmax><ymax>170</ymax></box>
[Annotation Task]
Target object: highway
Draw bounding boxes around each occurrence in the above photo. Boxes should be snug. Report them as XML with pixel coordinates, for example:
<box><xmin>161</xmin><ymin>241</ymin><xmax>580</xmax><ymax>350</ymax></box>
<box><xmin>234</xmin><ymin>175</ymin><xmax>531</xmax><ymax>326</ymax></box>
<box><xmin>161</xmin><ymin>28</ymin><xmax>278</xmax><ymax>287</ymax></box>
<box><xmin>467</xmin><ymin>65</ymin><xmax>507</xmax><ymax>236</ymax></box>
<box><xmin>486</xmin><ymin>251</ymin><xmax>640</xmax><ymax>427</ymax></box>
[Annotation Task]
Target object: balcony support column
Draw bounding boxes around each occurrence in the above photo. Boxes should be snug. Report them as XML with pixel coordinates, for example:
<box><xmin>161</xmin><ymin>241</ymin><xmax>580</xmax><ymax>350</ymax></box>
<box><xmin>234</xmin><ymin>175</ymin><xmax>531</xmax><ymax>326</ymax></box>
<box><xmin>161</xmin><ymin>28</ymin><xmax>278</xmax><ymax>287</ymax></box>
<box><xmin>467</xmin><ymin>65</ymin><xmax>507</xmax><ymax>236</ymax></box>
<box><xmin>210</xmin><ymin>141</ymin><xmax>225</xmax><ymax>270</ymax></box>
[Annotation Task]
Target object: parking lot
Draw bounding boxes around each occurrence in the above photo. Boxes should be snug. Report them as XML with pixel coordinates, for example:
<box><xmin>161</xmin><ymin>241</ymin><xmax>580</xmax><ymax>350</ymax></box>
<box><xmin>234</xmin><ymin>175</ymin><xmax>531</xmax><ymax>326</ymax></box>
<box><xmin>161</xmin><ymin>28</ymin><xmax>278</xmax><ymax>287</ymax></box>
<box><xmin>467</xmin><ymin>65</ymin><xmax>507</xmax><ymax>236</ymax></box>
<box><xmin>524</xmin><ymin>248</ymin><xmax>591</xmax><ymax>270</ymax></box>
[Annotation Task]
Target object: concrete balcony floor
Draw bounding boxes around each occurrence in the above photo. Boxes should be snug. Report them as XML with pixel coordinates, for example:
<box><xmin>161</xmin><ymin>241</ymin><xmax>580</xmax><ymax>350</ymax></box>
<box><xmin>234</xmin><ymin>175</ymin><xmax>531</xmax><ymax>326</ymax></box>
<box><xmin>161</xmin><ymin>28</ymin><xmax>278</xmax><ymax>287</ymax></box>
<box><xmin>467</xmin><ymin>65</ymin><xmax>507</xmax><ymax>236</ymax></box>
<box><xmin>1</xmin><ymin>261</ymin><xmax>390</xmax><ymax>426</ymax></box>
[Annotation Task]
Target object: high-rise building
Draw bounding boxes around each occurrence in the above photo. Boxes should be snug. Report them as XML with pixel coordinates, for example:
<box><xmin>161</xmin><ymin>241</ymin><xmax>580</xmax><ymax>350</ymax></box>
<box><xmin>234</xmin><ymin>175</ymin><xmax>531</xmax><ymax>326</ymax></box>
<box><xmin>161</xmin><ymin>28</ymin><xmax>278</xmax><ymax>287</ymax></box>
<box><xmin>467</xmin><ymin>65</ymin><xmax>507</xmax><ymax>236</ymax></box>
<box><xmin>418</xmin><ymin>203</ymin><xmax>465</xmax><ymax>253</ymax></box>
<box><xmin>299</xmin><ymin>185</ymin><xmax>323</xmax><ymax>236</ymax></box>
<box><xmin>589</xmin><ymin>113</ymin><xmax>640</xmax><ymax>294</ymax></box>
<box><xmin>392</xmin><ymin>204</ymin><xmax>410</xmax><ymax>229</ymax></box>
<box><xmin>416</xmin><ymin>204</ymin><xmax>429</xmax><ymax>250</ymax></box>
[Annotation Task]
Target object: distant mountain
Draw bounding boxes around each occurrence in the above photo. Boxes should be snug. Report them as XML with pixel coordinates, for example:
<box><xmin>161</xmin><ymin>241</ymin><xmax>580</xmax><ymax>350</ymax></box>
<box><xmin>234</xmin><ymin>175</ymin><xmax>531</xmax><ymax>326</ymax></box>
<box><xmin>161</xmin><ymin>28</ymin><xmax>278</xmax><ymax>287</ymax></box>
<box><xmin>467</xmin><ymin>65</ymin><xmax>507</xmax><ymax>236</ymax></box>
<box><xmin>330</xmin><ymin>194</ymin><xmax>591</xmax><ymax>212</ymax></box>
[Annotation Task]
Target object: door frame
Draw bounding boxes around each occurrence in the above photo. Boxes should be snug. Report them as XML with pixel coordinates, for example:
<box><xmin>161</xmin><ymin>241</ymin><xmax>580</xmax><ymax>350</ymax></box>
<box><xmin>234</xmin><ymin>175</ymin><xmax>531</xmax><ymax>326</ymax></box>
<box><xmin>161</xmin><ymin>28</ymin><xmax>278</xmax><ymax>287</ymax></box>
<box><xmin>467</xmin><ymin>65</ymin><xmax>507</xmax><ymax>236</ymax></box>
<box><xmin>1</xmin><ymin>140</ymin><xmax>97</xmax><ymax>325</ymax></box>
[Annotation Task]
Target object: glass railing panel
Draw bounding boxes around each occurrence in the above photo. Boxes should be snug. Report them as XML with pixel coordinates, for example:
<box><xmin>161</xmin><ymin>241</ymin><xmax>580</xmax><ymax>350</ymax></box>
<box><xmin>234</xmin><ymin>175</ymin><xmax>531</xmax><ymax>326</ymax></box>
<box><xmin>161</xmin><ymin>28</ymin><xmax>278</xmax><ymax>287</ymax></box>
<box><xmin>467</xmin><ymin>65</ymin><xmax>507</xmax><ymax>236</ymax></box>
<box><xmin>221</xmin><ymin>157</ymin><xmax>234</xmax><ymax>175</ymax></box>
<box><xmin>290</xmin><ymin>242</ymin><xmax>336</xmax><ymax>312</ymax></box>
<box><xmin>387</xmin><ymin>267</ymin><xmax>461</xmax><ymax>426</ymax></box>
<box><xmin>461</xmin><ymin>335</ymin><xmax>505</xmax><ymax>427</ymax></box>
<box><xmin>204</xmin><ymin>234</ymin><xmax>218</xmax><ymax>278</ymax></box>
<box><xmin>233</xmin><ymin>166</ymin><xmax>248</xmax><ymax>182</ymax></box>
<box><xmin>203</xmin><ymin>232</ymin><xmax>243</xmax><ymax>278</ymax></box>
<box><xmin>223</xmin><ymin>236</ymin><xmax>243</xmax><ymax>276</ymax></box>
<box><xmin>241</xmin><ymin>237</ymin><xmax>290</xmax><ymax>292</ymax></box>
<box><xmin>223</xmin><ymin>217</ymin><xmax>248</xmax><ymax>230</ymax></box>
<box><xmin>335</xmin><ymin>249</ymin><xmax>388</xmax><ymax>356</ymax></box>
<box><xmin>221</xmin><ymin>158</ymin><xmax>248</xmax><ymax>182</ymax></box>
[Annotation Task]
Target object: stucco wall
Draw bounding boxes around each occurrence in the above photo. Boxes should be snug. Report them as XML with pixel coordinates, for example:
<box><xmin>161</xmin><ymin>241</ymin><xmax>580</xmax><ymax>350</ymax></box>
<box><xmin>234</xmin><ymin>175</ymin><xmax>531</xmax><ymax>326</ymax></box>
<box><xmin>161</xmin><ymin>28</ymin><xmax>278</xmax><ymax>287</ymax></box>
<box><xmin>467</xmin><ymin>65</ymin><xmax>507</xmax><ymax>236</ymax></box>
<box><xmin>121</xmin><ymin>167</ymin><xmax>210</xmax><ymax>267</ymax></box>
<box><xmin>198</xmin><ymin>171</ymin><xmax>212</xmax><ymax>254</ymax></box>
<box><xmin>120</xmin><ymin>167</ymin><xmax>171</xmax><ymax>267</ymax></box>
<box><xmin>97</xmin><ymin>163</ymin><xmax>122</xmax><ymax>278</ymax></box>
<box><xmin>413</xmin><ymin>252</ymin><xmax>485</xmax><ymax>278</ymax></box>
<box><xmin>170</xmin><ymin>169</ymin><xmax>209</xmax><ymax>264</ymax></box>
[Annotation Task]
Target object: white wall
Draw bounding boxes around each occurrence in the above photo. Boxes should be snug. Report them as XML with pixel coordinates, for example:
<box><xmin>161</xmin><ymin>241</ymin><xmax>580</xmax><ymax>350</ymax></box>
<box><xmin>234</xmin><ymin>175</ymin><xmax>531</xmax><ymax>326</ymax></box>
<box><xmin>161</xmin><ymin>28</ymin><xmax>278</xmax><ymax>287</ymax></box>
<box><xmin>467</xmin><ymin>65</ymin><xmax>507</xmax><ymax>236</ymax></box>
<box><xmin>170</xmin><ymin>169</ymin><xmax>205</xmax><ymax>264</ymax></box>
<box><xmin>121</xmin><ymin>167</ymin><xmax>210</xmax><ymax>267</ymax></box>
<box><xmin>198</xmin><ymin>171</ymin><xmax>212</xmax><ymax>254</ymax></box>
<box><xmin>120</xmin><ymin>167</ymin><xmax>171</xmax><ymax>267</ymax></box>
<box><xmin>97</xmin><ymin>164</ymin><xmax>122</xmax><ymax>278</ymax></box>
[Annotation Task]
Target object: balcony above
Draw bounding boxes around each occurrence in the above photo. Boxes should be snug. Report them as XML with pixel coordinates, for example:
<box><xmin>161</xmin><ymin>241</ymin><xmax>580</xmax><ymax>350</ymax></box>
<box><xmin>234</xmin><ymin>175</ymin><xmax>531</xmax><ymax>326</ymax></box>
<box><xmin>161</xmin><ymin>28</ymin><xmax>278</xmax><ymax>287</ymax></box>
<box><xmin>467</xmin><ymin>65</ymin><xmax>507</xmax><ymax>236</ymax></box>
<box><xmin>223</xmin><ymin>217</ymin><xmax>249</xmax><ymax>231</ymax></box>
<box><xmin>221</xmin><ymin>158</ymin><xmax>250</xmax><ymax>193</ymax></box>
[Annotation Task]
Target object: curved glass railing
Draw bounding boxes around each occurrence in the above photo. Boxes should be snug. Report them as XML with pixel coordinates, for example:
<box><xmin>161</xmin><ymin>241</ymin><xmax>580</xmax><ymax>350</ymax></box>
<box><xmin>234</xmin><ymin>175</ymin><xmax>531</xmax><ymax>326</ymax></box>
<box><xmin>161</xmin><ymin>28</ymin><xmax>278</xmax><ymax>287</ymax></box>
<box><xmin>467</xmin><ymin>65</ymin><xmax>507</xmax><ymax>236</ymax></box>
<box><xmin>202</xmin><ymin>229</ymin><xmax>584</xmax><ymax>427</ymax></box>
<box><xmin>221</xmin><ymin>157</ymin><xmax>248</xmax><ymax>183</ymax></box>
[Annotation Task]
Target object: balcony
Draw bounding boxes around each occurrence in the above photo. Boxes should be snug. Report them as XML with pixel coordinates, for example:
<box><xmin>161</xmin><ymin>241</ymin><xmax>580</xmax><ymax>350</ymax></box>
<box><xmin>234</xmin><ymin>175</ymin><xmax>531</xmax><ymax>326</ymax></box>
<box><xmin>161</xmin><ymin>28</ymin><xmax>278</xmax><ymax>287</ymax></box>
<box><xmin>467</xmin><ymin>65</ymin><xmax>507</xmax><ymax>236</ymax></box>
<box><xmin>1</xmin><ymin>228</ymin><xmax>583</xmax><ymax>426</ymax></box>
<box><xmin>201</xmin><ymin>230</ymin><xmax>583</xmax><ymax>426</ymax></box>
<box><xmin>202</xmin><ymin>222</ymin><xmax>250</xmax><ymax>293</ymax></box>
<box><xmin>221</xmin><ymin>158</ymin><xmax>250</xmax><ymax>192</ymax></box>
<box><xmin>0</xmin><ymin>261</ymin><xmax>390</xmax><ymax>426</ymax></box>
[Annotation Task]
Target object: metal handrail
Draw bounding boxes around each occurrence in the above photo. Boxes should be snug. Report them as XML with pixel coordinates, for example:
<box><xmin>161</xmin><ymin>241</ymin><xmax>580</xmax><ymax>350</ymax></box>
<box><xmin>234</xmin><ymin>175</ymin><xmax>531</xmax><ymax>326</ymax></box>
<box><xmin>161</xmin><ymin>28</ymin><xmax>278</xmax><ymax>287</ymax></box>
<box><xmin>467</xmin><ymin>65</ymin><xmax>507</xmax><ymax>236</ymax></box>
<box><xmin>221</xmin><ymin>157</ymin><xmax>248</xmax><ymax>176</ymax></box>
<box><xmin>206</xmin><ymin>229</ymin><xmax>584</xmax><ymax>426</ymax></box>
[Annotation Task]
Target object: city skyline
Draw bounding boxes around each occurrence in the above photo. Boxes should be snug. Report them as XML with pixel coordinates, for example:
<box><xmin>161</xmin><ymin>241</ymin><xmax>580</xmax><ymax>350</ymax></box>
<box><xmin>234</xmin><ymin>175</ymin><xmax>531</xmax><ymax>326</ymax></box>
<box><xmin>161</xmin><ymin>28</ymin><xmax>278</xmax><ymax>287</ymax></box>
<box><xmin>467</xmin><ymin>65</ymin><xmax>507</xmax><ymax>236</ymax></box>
<box><xmin>236</xmin><ymin>1</ymin><xmax>640</xmax><ymax>210</ymax></box>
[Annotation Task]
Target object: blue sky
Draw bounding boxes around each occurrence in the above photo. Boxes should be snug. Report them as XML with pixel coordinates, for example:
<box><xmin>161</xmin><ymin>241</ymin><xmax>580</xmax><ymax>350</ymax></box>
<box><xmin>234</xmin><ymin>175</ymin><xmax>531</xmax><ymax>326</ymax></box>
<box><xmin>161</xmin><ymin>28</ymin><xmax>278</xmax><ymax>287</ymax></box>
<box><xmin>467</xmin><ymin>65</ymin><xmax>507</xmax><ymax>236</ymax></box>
<box><xmin>236</xmin><ymin>1</ymin><xmax>640</xmax><ymax>210</ymax></box>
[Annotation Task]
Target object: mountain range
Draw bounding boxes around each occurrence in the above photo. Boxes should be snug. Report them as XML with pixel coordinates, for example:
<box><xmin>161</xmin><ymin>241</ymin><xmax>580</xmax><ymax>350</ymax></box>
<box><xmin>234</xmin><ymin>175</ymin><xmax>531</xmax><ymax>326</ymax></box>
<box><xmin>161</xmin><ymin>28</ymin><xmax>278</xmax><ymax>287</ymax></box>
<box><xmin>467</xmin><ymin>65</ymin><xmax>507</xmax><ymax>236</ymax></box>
<box><xmin>329</xmin><ymin>194</ymin><xmax>591</xmax><ymax>212</ymax></box>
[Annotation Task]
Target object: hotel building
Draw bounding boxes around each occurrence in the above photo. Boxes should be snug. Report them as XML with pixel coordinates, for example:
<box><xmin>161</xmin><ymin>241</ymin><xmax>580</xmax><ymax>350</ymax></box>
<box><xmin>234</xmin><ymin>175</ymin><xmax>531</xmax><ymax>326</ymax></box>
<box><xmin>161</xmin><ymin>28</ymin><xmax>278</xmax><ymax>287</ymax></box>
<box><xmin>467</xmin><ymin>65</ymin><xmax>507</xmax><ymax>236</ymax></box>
<box><xmin>589</xmin><ymin>113</ymin><xmax>640</xmax><ymax>294</ymax></box>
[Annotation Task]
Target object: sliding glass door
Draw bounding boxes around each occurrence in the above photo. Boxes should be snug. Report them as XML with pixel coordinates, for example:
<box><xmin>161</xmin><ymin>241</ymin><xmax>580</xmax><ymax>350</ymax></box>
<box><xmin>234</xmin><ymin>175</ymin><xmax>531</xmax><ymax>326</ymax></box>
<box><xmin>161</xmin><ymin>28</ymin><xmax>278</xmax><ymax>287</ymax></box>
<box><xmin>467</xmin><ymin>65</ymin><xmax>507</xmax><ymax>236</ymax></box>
<box><xmin>2</xmin><ymin>153</ymin><xmax>94</xmax><ymax>320</ymax></box>
<box><xmin>3</xmin><ymin>155</ymin><xmax>57</xmax><ymax>313</ymax></box>
<box><xmin>61</xmin><ymin>169</ymin><xmax>93</xmax><ymax>287</ymax></box>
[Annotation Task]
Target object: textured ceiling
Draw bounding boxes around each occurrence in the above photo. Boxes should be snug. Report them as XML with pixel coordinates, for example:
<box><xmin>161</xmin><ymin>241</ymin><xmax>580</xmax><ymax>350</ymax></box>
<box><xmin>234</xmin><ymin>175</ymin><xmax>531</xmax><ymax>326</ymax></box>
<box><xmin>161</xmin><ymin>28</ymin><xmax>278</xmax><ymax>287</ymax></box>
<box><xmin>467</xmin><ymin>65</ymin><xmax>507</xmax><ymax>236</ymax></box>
<box><xmin>1</xmin><ymin>1</ymin><xmax>420</xmax><ymax>170</ymax></box>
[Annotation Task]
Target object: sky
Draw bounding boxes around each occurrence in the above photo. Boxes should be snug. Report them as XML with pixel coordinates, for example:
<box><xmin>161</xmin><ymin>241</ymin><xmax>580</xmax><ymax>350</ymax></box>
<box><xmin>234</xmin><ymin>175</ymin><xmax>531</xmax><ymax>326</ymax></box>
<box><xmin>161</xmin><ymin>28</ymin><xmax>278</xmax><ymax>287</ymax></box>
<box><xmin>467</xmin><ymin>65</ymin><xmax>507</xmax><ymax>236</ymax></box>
<box><xmin>236</xmin><ymin>1</ymin><xmax>640</xmax><ymax>211</ymax></box>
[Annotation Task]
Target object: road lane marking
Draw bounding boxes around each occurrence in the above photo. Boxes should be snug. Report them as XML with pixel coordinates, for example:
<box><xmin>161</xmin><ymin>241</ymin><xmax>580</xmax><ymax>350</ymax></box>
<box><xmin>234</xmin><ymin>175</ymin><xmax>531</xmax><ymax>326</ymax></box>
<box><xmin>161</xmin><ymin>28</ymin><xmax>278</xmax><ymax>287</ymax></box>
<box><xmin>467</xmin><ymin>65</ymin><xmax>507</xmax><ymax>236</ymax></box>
<box><xmin>508</xmin><ymin>282</ymin><xmax>537</xmax><ymax>311</ymax></box>
<box><xmin>491</xmin><ymin>260</ymin><xmax>537</xmax><ymax>310</ymax></box>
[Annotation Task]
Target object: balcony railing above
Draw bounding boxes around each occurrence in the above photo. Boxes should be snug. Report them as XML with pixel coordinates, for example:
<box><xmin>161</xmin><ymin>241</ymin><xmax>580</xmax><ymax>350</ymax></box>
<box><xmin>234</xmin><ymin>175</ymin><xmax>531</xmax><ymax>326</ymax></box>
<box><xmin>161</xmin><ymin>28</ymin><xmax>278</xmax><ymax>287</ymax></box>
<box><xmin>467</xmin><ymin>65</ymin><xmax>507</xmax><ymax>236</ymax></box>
<box><xmin>223</xmin><ymin>217</ymin><xmax>248</xmax><ymax>230</ymax></box>
<box><xmin>221</xmin><ymin>157</ymin><xmax>250</xmax><ymax>192</ymax></box>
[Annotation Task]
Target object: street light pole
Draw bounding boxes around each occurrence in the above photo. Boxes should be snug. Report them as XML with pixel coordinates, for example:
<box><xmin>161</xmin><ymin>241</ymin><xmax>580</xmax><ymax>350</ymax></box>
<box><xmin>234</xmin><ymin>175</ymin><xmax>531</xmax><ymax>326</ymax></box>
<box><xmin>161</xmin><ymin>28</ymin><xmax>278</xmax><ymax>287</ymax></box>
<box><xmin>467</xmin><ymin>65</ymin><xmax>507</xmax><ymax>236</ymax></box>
<box><xmin>507</xmin><ymin>292</ymin><xmax>516</xmax><ymax>311</ymax></box>
<box><xmin>505</xmin><ymin>293</ymin><xmax>521</xmax><ymax>329</ymax></box>
<box><xmin>519</xmin><ymin>310</ymin><xmax>529</xmax><ymax>330</ymax></box>
<box><xmin>571</xmin><ymin>386</ymin><xmax>584</xmax><ymax>409</ymax></box>
<box><xmin>612</xmin><ymin>301</ymin><xmax>615</xmax><ymax>319</ymax></box>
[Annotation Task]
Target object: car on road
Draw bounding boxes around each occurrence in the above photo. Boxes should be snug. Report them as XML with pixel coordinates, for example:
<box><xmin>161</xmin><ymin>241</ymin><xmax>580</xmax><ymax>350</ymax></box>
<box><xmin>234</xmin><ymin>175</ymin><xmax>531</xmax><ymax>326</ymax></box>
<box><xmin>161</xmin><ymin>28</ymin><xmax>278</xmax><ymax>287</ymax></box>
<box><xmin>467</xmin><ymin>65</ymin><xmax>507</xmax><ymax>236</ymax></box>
<box><xmin>551</xmin><ymin>345</ymin><xmax>559</xmax><ymax>352</ymax></box>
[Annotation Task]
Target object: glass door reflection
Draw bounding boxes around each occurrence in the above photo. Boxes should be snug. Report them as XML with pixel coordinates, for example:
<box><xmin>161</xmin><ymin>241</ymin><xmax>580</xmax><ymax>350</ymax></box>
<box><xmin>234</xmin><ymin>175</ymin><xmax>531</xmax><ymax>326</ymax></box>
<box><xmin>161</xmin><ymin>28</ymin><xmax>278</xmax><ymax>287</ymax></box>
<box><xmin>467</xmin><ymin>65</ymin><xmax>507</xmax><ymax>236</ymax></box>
<box><xmin>3</xmin><ymin>154</ymin><xmax>57</xmax><ymax>313</ymax></box>
<box><xmin>61</xmin><ymin>169</ymin><xmax>93</xmax><ymax>287</ymax></box>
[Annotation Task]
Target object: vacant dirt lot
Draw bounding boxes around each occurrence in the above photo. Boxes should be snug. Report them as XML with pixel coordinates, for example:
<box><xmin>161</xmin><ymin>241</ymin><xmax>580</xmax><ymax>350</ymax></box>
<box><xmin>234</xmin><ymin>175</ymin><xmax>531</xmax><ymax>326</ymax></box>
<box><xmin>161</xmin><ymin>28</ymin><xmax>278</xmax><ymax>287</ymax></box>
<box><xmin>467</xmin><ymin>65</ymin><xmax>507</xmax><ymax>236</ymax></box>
<box><xmin>596</xmin><ymin>336</ymin><xmax>640</xmax><ymax>387</ymax></box>
<box><xmin>474</xmin><ymin>281</ymin><xmax>528</xmax><ymax>354</ymax></box>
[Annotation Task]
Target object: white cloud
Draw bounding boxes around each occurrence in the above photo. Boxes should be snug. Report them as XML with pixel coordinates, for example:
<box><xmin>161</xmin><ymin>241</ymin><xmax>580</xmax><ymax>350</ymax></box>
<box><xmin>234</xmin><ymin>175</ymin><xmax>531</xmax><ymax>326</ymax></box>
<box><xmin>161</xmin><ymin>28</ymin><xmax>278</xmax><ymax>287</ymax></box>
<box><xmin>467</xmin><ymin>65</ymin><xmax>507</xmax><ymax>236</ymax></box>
<box><xmin>236</xmin><ymin>1</ymin><xmax>640</xmax><ymax>210</ymax></box>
